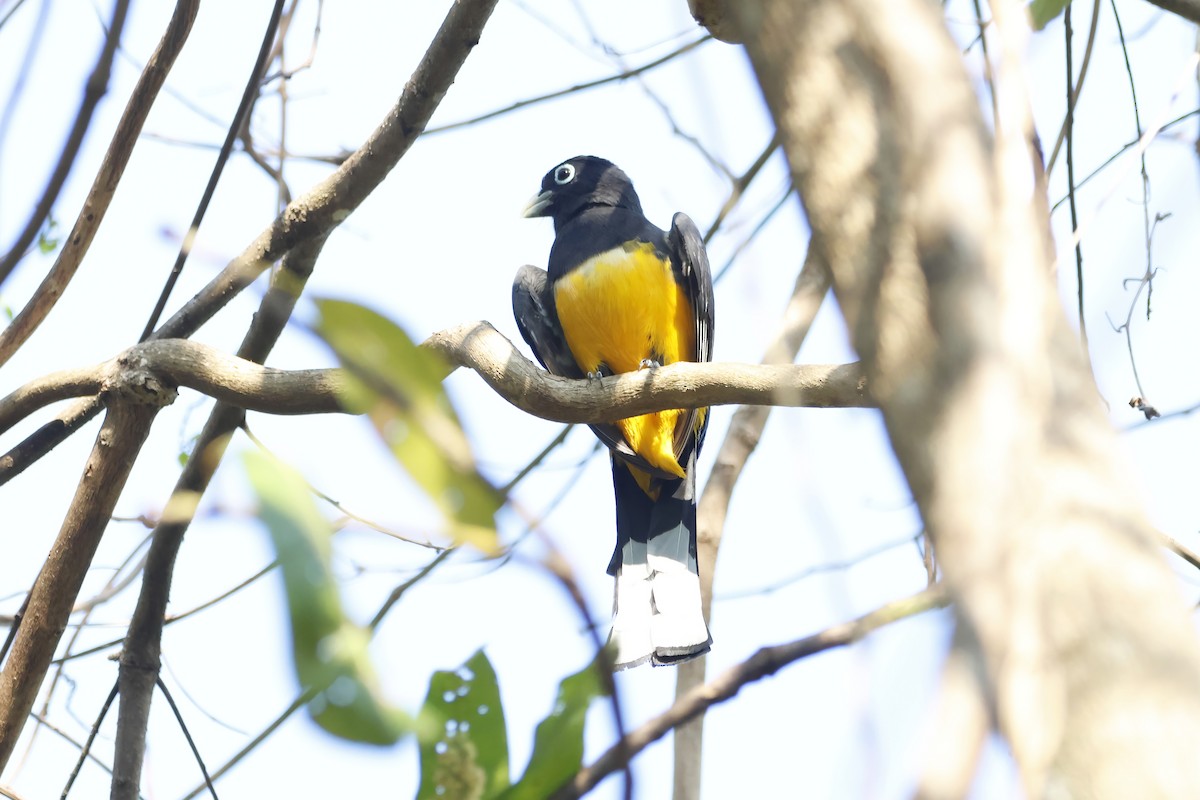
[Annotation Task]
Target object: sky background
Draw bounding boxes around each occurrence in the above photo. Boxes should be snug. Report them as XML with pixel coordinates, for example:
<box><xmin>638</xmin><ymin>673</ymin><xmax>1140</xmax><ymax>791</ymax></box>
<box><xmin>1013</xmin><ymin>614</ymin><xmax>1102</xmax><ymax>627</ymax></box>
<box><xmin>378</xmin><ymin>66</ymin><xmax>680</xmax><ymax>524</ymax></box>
<box><xmin>1</xmin><ymin>1</ymin><xmax>1198</xmax><ymax>798</ymax></box>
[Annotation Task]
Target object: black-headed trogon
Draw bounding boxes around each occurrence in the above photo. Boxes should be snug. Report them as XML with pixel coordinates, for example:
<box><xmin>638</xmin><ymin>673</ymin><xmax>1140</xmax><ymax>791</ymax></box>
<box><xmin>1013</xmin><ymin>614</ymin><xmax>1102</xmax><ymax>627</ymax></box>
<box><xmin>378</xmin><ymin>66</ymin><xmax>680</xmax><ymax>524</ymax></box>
<box><xmin>513</xmin><ymin>156</ymin><xmax>714</xmax><ymax>669</ymax></box>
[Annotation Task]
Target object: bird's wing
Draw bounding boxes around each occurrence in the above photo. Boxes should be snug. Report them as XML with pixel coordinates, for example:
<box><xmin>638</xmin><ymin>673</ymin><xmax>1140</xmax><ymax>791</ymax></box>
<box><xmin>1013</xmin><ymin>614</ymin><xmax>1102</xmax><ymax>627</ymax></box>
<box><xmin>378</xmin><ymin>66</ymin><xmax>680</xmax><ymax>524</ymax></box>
<box><xmin>512</xmin><ymin>264</ymin><xmax>583</xmax><ymax>378</ymax></box>
<box><xmin>513</xmin><ymin>264</ymin><xmax>679</xmax><ymax>478</ymax></box>
<box><xmin>668</xmin><ymin>212</ymin><xmax>715</xmax><ymax>458</ymax></box>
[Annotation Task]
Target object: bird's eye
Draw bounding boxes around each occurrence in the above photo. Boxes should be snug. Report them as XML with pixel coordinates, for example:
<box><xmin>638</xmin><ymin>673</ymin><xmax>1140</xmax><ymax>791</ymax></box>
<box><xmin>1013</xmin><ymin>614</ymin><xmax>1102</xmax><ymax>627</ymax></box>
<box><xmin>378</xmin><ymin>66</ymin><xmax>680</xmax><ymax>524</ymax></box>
<box><xmin>553</xmin><ymin>164</ymin><xmax>576</xmax><ymax>185</ymax></box>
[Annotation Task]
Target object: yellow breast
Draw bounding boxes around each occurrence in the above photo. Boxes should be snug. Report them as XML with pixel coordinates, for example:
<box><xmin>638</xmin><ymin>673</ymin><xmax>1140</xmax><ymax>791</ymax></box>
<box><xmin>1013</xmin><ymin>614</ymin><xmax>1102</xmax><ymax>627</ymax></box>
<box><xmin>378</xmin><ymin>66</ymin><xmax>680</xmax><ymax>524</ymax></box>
<box><xmin>553</xmin><ymin>242</ymin><xmax>695</xmax><ymax>478</ymax></box>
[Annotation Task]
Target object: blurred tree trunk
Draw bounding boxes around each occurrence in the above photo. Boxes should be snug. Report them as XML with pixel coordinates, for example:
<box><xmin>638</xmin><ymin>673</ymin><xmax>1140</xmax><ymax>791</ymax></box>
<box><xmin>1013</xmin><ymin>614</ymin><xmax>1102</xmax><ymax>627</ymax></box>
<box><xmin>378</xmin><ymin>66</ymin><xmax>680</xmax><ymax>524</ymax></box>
<box><xmin>707</xmin><ymin>0</ymin><xmax>1200</xmax><ymax>796</ymax></box>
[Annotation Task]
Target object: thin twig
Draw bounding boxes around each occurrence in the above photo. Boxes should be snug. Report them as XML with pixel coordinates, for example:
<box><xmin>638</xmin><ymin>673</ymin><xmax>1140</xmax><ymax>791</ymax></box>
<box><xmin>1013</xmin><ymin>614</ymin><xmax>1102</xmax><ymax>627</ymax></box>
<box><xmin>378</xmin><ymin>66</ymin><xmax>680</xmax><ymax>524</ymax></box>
<box><xmin>717</xmin><ymin>532</ymin><xmax>922</xmax><ymax>600</ymax></box>
<box><xmin>0</xmin><ymin>0</ymin><xmax>132</xmax><ymax>285</ymax></box>
<box><xmin>1049</xmin><ymin>108</ymin><xmax>1197</xmax><ymax>212</ymax></box>
<box><xmin>60</xmin><ymin>680</ymin><xmax>119</xmax><ymax>800</ymax></box>
<box><xmin>0</xmin><ymin>0</ymin><xmax>51</xmax><ymax>218</ymax></box>
<box><xmin>1108</xmin><ymin>213</ymin><xmax>1169</xmax><ymax>417</ymax></box>
<box><xmin>424</xmin><ymin>36</ymin><xmax>710</xmax><ymax>135</ymax></box>
<box><xmin>52</xmin><ymin>563</ymin><xmax>279</xmax><ymax>665</ymax></box>
<box><xmin>704</xmin><ymin>134</ymin><xmax>781</xmax><ymax>244</ymax></box>
<box><xmin>368</xmin><ymin>550</ymin><xmax>455</xmax><ymax>630</ymax></box>
<box><xmin>712</xmin><ymin>184</ymin><xmax>794</xmax><ymax>283</ymax></box>
<box><xmin>1045</xmin><ymin>0</ymin><xmax>1101</xmax><ymax>175</ymax></box>
<box><xmin>1064</xmin><ymin>3</ymin><xmax>1088</xmax><ymax>349</ymax></box>
<box><xmin>1066</xmin><ymin>53</ymin><xmax>1200</xmax><ymax>253</ymax></box>
<box><xmin>181</xmin><ymin>546</ymin><xmax>452</xmax><ymax>799</ymax></box>
<box><xmin>499</xmin><ymin>425</ymin><xmax>574</xmax><ymax>494</ymax></box>
<box><xmin>0</xmin><ymin>0</ymin><xmax>198</xmax><ymax>365</ymax></box>
<box><xmin>155</xmin><ymin>678</ymin><xmax>219</xmax><ymax>799</ymax></box>
<box><xmin>1107</xmin><ymin>0</ymin><xmax>1159</xmax><ymax>420</ymax></box>
<box><xmin>242</xmin><ymin>424</ymin><xmax>442</xmax><ymax>549</ymax></box>
<box><xmin>971</xmin><ymin>0</ymin><xmax>999</xmax><ymax>126</ymax></box>
<box><xmin>139</xmin><ymin>0</ymin><xmax>287</xmax><ymax>340</ymax></box>
<box><xmin>553</xmin><ymin>586</ymin><xmax>949</xmax><ymax>798</ymax></box>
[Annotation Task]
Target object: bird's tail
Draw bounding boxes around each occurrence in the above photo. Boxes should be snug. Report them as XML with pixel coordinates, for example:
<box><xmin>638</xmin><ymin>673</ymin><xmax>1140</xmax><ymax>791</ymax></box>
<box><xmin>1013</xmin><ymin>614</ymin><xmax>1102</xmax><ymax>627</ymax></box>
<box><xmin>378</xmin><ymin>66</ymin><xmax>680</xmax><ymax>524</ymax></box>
<box><xmin>608</xmin><ymin>461</ymin><xmax>712</xmax><ymax>669</ymax></box>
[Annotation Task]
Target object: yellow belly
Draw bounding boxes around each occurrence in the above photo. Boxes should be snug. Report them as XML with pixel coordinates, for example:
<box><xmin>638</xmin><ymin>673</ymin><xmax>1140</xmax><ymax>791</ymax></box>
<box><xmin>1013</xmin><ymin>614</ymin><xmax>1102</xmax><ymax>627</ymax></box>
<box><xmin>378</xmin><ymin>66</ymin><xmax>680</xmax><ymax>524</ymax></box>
<box><xmin>553</xmin><ymin>242</ymin><xmax>695</xmax><ymax>478</ymax></box>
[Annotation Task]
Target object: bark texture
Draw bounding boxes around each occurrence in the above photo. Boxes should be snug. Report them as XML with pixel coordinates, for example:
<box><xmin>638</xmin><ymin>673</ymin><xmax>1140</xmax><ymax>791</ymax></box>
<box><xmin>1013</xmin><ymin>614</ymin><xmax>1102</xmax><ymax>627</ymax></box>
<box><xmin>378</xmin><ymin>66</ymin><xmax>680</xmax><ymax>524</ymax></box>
<box><xmin>731</xmin><ymin>1</ymin><xmax>1200</xmax><ymax>796</ymax></box>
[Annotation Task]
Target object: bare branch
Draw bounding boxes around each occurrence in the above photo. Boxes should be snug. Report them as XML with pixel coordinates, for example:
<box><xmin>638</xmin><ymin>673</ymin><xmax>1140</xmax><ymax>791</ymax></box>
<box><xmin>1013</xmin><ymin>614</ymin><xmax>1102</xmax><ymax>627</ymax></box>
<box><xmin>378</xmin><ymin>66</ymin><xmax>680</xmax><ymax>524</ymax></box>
<box><xmin>425</xmin><ymin>320</ymin><xmax>867</xmax><ymax>419</ymax></box>
<box><xmin>0</xmin><ymin>401</ymin><xmax>161</xmax><ymax>771</ymax></box>
<box><xmin>109</xmin><ymin>4</ymin><xmax>500</xmax><ymax>794</ymax></box>
<box><xmin>0</xmin><ymin>0</ymin><xmax>133</xmax><ymax>285</ymax></box>
<box><xmin>139</xmin><ymin>0</ymin><xmax>288</xmax><ymax>340</ymax></box>
<box><xmin>0</xmin><ymin>0</ymin><xmax>198</xmax><ymax>365</ymax></box>
<box><xmin>0</xmin><ymin>328</ymin><xmax>868</xmax><ymax>433</ymax></box>
<box><xmin>552</xmin><ymin>586</ymin><xmax>949</xmax><ymax>799</ymax></box>
<box><xmin>111</xmin><ymin>235</ymin><xmax>327</xmax><ymax>798</ymax></box>
<box><xmin>0</xmin><ymin>0</ymin><xmax>501</xmax><ymax>485</ymax></box>
<box><xmin>424</xmin><ymin>36</ymin><xmax>709</xmax><ymax>135</ymax></box>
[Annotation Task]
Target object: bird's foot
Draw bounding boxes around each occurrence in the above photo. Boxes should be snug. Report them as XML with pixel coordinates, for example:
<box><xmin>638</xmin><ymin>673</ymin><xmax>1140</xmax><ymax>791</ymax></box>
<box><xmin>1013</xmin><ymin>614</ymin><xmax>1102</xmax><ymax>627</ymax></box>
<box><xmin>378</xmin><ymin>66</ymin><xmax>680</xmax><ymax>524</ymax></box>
<box><xmin>638</xmin><ymin>359</ymin><xmax>661</xmax><ymax>370</ymax></box>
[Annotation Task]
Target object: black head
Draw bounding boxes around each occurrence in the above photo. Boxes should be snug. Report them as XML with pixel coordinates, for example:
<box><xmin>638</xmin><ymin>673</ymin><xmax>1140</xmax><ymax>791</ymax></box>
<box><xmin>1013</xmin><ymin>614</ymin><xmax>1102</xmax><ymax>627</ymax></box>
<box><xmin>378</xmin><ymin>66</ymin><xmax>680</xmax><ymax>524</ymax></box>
<box><xmin>523</xmin><ymin>156</ymin><xmax>642</xmax><ymax>231</ymax></box>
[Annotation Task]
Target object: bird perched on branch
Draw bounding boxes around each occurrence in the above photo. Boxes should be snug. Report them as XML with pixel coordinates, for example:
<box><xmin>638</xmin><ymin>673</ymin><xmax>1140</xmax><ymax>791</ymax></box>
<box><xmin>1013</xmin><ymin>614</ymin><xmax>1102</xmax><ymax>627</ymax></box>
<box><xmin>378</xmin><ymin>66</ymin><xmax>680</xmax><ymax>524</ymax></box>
<box><xmin>513</xmin><ymin>155</ymin><xmax>714</xmax><ymax>669</ymax></box>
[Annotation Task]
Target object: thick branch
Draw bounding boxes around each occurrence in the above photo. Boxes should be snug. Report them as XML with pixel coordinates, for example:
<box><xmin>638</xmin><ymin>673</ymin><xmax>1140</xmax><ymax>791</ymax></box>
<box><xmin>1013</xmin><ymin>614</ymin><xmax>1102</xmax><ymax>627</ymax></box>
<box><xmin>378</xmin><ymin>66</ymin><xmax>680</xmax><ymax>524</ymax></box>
<box><xmin>110</xmin><ymin>235</ymin><xmax>327</xmax><ymax>800</ymax></box>
<box><xmin>426</xmin><ymin>321</ymin><xmax>867</xmax><ymax>417</ymax></box>
<box><xmin>0</xmin><ymin>402</ymin><xmax>161</xmax><ymax>770</ymax></box>
<box><xmin>733</xmin><ymin>0</ymin><xmax>1200</xmax><ymax>795</ymax></box>
<box><xmin>552</xmin><ymin>586</ymin><xmax>948</xmax><ymax>799</ymax></box>
<box><xmin>0</xmin><ymin>330</ymin><xmax>868</xmax><ymax>435</ymax></box>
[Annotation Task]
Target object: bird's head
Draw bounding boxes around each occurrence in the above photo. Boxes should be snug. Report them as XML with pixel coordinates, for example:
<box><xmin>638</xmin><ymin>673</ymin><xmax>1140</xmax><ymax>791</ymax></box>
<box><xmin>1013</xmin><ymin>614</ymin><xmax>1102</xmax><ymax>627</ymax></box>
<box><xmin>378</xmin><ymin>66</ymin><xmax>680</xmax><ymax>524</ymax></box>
<box><xmin>523</xmin><ymin>156</ymin><xmax>642</xmax><ymax>230</ymax></box>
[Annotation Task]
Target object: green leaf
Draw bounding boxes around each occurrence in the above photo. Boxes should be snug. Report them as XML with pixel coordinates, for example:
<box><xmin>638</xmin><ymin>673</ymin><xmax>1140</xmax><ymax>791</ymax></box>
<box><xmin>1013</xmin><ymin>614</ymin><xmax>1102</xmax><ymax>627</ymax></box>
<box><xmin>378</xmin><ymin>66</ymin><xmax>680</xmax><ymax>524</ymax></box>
<box><xmin>416</xmin><ymin>649</ymin><xmax>510</xmax><ymax>800</ymax></box>
<box><xmin>245</xmin><ymin>450</ymin><xmax>411</xmax><ymax>745</ymax></box>
<box><xmin>496</xmin><ymin>660</ymin><xmax>607</xmax><ymax>800</ymax></box>
<box><xmin>1028</xmin><ymin>0</ymin><xmax>1072</xmax><ymax>29</ymax></box>
<box><xmin>314</xmin><ymin>298</ymin><xmax>501</xmax><ymax>554</ymax></box>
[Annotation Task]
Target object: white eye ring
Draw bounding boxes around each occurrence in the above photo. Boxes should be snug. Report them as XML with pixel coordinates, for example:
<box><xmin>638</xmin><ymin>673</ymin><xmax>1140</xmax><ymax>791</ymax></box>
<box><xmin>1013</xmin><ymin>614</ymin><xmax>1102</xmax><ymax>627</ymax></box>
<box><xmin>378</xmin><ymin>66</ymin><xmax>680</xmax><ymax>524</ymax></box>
<box><xmin>553</xmin><ymin>164</ymin><xmax>576</xmax><ymax>185</ymax></box>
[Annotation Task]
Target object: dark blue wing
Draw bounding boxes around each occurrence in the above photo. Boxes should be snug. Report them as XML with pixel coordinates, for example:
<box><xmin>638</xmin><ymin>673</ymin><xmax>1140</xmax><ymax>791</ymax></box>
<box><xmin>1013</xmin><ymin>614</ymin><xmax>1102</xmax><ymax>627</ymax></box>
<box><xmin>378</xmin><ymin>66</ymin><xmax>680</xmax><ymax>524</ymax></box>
<box><xmin>668</xmin><ymin>212</ymin><xmax>714</xmax><ymax>458</ymax></box>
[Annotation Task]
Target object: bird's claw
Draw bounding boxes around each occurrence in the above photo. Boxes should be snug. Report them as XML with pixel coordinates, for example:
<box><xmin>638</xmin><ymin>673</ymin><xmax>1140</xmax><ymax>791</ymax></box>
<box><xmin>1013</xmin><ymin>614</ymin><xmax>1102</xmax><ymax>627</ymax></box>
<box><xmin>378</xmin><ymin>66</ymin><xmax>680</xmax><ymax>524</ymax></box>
<box><xmin>638</xmin><ymin>359</ymin><xmax>661</xmax><ymax>370</ymax></box>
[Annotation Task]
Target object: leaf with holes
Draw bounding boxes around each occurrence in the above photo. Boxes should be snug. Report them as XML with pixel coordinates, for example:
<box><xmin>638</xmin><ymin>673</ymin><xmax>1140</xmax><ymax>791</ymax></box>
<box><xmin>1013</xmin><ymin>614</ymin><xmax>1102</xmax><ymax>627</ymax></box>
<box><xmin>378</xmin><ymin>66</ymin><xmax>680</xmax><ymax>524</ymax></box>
<box><xmin>315</xmin><ymin>298</ymin><xmax>501</xmax><ymax>554</ymax></box>
<box><xmin>416</xmin><ymin>649</ymin><xmax>509</xmax><ymax>800</ymax></box>
<box><xmin>1028</xmin><ymin>0</ymin><xmax>1072</xmax><ymax>29</ymax></box>
<box><xmin>496</xmin><ymin>660</ymin><xmax>607</xmax><ymax>800</ymax></box>
<box><xmin>246</xmin><ymin>450</ymin><xmax>411</xmax><ymax>744</ymax></box>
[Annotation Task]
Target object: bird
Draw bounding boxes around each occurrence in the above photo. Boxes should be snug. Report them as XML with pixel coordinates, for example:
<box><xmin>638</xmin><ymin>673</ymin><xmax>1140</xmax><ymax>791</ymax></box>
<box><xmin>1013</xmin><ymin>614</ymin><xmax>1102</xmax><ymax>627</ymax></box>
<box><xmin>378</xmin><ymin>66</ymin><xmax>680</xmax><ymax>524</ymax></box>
<box><xmin>513</xmin><ymin>155</ymin><xmax>714</xmax><ymax>669</ymax></box>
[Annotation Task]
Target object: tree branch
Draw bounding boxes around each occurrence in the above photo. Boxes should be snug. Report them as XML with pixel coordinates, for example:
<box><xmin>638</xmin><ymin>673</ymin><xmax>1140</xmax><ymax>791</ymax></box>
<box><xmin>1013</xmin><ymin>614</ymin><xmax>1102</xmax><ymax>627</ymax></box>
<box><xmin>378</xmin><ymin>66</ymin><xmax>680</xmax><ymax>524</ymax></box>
<box><xmin>0</xmin><ymin>401</ymin><xmax>163</xmax><ymax>771</ymax></box>
<box><xmin>110</xmin><ymin>235</ymin><xmax>327</xmax><ymax>799</ymax></box>
<box><xmin>0</xmin><ymin>0</ymin><xmax>133</xmax><ymax>286</ymax></box>
<box><xmin>732</xmin><ymin>0</ymin><xmax>1200</xmax><ymax>795</ymax></box>
<box><xmin>0</xmin><ymin>0</ymin><xmax>198</xmax><ymax>365</ymax></box>
<box><xmin>0</xmin><ymin>329</ymin><xmax>868</xmax><ymax>435</ymax></box>
<box><xmin>551</xmin><ymin>585</ymin><xmax>948</xmax><ymax>799</ymax></box>
<box><xmin>0</xmin><ymin>0</ymin><xmax>501</xmax><ymax>484</ymax></box>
